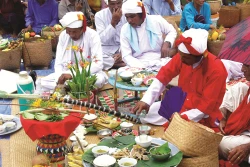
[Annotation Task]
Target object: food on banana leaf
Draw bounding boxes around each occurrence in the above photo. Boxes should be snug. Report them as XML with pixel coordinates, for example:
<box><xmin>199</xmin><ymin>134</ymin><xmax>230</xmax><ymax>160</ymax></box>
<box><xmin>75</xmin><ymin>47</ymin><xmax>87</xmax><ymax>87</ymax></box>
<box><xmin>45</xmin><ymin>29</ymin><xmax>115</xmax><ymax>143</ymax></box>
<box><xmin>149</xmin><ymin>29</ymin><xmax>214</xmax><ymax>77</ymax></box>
<box><xmin>93</xmin><ymin>116</ymin><xmax>121</xmax><ymax>130</ymax></box>
<box><xmin>22</xmin><ymin>111</ymin><xmax>69</xmax><ymax>122</ymax></box>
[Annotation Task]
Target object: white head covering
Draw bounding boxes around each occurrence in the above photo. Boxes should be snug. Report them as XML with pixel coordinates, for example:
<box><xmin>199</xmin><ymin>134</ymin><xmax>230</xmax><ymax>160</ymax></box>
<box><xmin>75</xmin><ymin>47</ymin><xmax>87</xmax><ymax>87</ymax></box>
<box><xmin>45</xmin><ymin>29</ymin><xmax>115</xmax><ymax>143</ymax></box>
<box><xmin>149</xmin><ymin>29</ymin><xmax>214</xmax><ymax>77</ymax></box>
<box><xmin>105</xmin><ymin>0</ymin><xmax>124</xmax><ymax>5</ymax></box>
<box><xmin>122</xmin><ymin>0</ymin><xmax>142</xmax><ymax>15</ymax></box>
<box><xmin>177</xmin><ymin>28</ymin><xmax>208</xmax><ymax>55</ymax></box>
<box><xmin>60</xmin><ymin>12</ymin><xmax>85</xmax><ymax>28</ymax></box>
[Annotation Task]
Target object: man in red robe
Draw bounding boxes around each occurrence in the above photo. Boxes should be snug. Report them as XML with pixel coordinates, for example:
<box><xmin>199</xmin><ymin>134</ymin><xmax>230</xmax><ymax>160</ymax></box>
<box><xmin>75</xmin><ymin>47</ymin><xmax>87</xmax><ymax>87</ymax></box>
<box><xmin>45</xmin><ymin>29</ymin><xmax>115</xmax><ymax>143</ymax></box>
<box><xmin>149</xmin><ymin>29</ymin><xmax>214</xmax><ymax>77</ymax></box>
<box><xmin>133</xmin><ymin>28</ymin><xmax>228</xmax><ymax>131</ymax></box>
<box><xmin>219</xmin><ymin>64</ymin><xmax>250</xmax><ymax>166</ymax></box>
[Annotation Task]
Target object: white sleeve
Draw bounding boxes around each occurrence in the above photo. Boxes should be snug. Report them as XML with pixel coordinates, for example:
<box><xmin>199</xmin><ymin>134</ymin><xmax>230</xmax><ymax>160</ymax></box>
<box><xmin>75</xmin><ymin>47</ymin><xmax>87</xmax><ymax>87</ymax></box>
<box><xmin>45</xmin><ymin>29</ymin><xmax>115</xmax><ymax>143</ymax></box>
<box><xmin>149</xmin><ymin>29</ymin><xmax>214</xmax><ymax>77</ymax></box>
<box><xmin>180</xmin><ymin>108</ymin><xmax>208</xmax><ymax>122</ymax></box>
<box><xmin>95</xmin><ymin>12</ymin><xmax>117</xmax><ymax>44</ymax></box>
<box><xmin>158</xmin><ymin>16</ymin><xmax>177</xmax><ymax>47</ymax></box>
<box><xmin>120</xmin><ymin>26</ymin><xmax>145</xmax><ymax>68</ymax></box>
<box><xmin>141</xmin><ymin>78</ymin><xmax>165</xmax><ymax>105</ymax></box>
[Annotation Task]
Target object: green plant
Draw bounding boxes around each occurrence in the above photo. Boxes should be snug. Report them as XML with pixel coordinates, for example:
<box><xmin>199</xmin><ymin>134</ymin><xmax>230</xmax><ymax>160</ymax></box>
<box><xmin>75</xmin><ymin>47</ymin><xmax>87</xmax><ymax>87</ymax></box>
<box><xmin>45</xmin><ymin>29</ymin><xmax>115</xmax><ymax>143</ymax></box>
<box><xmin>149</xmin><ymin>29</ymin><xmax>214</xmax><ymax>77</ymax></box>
<box><xmin>67</xmin><ymin>45</ymin><xmax>97</xmax><ymax>99</ymax></box>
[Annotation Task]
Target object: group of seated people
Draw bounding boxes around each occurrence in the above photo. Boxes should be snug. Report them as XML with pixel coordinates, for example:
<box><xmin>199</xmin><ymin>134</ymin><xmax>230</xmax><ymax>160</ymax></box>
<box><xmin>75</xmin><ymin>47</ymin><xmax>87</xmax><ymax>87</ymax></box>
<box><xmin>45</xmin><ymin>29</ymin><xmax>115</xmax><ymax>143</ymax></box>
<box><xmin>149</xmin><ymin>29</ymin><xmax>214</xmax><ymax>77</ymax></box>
<box><xmin>1</xmin><ymin>0</ymin><xmax>249</xmax><ymax>166</ymax></box>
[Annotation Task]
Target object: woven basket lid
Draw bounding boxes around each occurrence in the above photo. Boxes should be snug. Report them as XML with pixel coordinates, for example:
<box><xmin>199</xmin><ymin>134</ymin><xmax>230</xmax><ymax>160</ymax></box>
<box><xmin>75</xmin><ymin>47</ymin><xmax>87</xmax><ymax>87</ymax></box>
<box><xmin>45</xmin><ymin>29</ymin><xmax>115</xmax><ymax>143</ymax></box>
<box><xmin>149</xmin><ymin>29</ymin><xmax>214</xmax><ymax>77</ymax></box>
<box><xmin>178</xmin><ymin>153</ymin><xmax>219</xmax><ymax>167</ymax></box>
<box><xmin>162</xmin><ymin>113</ymin><xmax>223</xmax><ymax>157</ymax></box>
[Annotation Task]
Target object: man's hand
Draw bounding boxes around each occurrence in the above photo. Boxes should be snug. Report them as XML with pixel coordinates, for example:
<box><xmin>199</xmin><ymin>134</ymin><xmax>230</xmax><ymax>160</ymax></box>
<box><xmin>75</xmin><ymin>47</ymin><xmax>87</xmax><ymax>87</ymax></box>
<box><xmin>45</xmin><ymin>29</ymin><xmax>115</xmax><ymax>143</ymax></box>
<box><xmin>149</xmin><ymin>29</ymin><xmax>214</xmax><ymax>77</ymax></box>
<box><xmin>132</xmin><ymin>101</ymin><xmax>150</xmax><ymax>115</ymax></box>
<box><xmin>22</xmin><ymin>25</ymin><xmax>32</xmax><ymax>33</ymax></box>
<box><xmin>111</xmin><ymin>8</ymin><xmax>122</xmax><ymax>27</ymax></box>
<box><xmin>113</xmin><ymin>53</ymin><xmax>122</xmax><ymax>63</ymax></box>
<box><xmin>210</xmin><ymin>24</ymin><xmax>216</xmax><ymax>29</ymax></box>
<box><xmin>228</xmin><ymin>144</ymin><xmax>250</xmax><ymax>165</ymax></box>
<box><xmin>161</xmin><ymin>41</ymin><xmax>171</xmax><ymax>58</ymax></box>
<box><xmin>57</xmin><ymin>74</ymin><xmax>72</xmax><ymax>85</ymax></box>
<box><xmin>219</xmin><ymin>118</ymin><xmax>227</xmax><ymax>135</ymax></box>
<box><xmin>75</xmin><ymin>2</ymin><xmax>83</xmax><ymax>11</ymax></box>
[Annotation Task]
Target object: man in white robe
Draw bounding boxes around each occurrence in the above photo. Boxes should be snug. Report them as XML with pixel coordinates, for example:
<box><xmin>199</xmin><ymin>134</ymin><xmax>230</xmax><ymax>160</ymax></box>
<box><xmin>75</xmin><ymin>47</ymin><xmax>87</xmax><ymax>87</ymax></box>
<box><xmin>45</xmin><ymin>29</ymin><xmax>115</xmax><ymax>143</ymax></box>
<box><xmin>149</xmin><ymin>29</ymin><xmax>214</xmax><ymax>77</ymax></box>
<box><xmin>41</xmin><ymin>12</ymin><xmax>107</xmax><ymax>90</ymax></box>
<box><xmin>95</xmin><ymin>0</ymin><xmax>127</xmax><ymax>70</ymax></box>
<box><xmin>120</xmin><ymin>0</ymin><xmax>177</xmax><ymax>70</ymax></box>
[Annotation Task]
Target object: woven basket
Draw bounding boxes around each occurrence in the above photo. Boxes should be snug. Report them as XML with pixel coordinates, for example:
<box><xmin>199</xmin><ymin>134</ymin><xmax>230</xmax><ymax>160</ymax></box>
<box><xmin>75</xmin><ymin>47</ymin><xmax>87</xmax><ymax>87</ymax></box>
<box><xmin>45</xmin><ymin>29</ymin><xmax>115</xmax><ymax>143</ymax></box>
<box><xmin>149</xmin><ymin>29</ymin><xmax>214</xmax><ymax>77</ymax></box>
<box><xmin>207</xmin><ymin>40</ymin><xmax>224</xmax><ymax>56</ymax></box>
<box><xmin>218</xmin><ymin>6</ymin><xmax>240</xmax><ymax>28</ymax></box>
<box><xmin>163</xmin><ymin>15</ymin><xmax>182</xmax><ymax>27</ymax></box>
<box><xmin>236</xmin><ymin>3</ymin><xmax>250</xmax><ymax>21</ymax></box>
<box><xmin>0</xmin><ymin>46</ymin><xmax>22</xmax><ymax>71</ymax></box>
<box><xmin>42</xmin><ymin>30</ymin><xmax>62</xmax><ymax>52</ymax></box>
<box><xmin>22</xmin><ymin>38</ymin><xmax>52</xmax><ymax>68</ymax></box>
<box><xmin>178</xmin><ymin>153</ymin><xmax>219</xmax><ymax>167</ymax></box>
<box><xmin>162</xmin><ymin>113</ymin><xmax>223</xmax><ymax>157</ymax></box>
<box><xmin>207</xmin><ymin>0</ymin><xmax>221</xmax><ymax>15</ymax></box>
<box><xmin>163</xmin><ymin>17</ymin><xmax>180</xmax><ymax>39</ymax></box>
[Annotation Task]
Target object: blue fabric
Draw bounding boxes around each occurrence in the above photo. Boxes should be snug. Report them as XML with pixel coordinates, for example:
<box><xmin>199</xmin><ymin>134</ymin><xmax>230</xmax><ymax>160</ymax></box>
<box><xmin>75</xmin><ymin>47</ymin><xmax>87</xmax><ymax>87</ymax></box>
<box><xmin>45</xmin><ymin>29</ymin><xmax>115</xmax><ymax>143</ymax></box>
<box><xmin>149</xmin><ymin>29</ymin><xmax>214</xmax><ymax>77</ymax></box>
<box><xmin>179</xmin><ymin>2</ymin><xmax>212</xmax><ymax>32</ymax></box>
<box><xmin>25</xmin><ymin>0</ymin><xmax>58</xmax><ymax>33</ymax></box>
<box><xmin>124</xmin><ymin>17</ymin><xmax>159</xmax><ymax>53</ymax></box>
<box><xmin>143</xmin><ymin>0</ymin><xmax>182</xmax><ymax>16</ymax></box>
<box><xmin>158</xmin><ymin>87</ymin><xmax>187</xmax><ymax>120</ymax></box>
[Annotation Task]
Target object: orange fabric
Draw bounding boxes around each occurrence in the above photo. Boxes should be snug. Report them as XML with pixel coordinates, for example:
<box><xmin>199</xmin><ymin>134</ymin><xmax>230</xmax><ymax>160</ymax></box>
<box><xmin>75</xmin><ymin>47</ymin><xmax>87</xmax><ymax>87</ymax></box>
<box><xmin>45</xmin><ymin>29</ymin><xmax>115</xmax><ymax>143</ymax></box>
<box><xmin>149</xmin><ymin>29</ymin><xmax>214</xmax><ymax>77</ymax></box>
<box><xmin>156</xmin><ymin>53</ymin><xmax>227</xmax><ymax>131</ymax></box>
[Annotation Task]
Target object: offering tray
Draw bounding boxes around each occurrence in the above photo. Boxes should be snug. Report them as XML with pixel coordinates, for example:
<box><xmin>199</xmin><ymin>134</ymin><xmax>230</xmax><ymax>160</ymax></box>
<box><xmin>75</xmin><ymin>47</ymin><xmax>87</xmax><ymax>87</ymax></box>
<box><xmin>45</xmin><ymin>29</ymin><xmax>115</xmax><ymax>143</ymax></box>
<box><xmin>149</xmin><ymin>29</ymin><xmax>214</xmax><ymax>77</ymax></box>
<box><xmin>82</xmin><ymin>135</ymin><xmax>183</xmax><ymax>167</ymax></box>
<box><xmin>0</xmin><ymin>116</ymin><xmax>22</xmax><ymax>136</ymax></box>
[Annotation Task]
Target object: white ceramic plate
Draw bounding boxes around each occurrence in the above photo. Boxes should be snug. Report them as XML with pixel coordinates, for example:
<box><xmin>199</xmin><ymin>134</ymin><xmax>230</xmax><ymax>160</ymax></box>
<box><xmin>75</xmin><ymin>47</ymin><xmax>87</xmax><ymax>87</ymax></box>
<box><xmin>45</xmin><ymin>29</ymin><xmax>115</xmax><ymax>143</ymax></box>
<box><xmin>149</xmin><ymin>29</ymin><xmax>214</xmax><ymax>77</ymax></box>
<box><xmin>0</xmin><ymin>117</ymin><xmax>22</xmax><ymax>136</ymax></box>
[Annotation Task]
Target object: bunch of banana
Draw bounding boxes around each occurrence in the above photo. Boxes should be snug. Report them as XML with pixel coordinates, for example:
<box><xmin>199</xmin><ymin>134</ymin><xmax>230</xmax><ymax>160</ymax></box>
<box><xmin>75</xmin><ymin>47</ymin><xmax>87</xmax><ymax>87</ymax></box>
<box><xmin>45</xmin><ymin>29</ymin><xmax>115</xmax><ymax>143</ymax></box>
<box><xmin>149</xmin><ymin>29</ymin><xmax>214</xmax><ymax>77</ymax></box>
<box><xmin>0</xmin><ymin>39</ymin><xmax>8</xmax><ymax>51</ymax></box>
<box><xmin>93</xmin><ymin>116</ymin><xmax>121</xmax><ymax>130</ymax></box>
<box><xmin>208</xmin><ymin>26</ymin><xmax>226</xmax><ymax>41</ymax></box>
<box><xmin>67</xmin><ymin>151</ymin><xmax>84</xmax><ymax>167</ymax></box>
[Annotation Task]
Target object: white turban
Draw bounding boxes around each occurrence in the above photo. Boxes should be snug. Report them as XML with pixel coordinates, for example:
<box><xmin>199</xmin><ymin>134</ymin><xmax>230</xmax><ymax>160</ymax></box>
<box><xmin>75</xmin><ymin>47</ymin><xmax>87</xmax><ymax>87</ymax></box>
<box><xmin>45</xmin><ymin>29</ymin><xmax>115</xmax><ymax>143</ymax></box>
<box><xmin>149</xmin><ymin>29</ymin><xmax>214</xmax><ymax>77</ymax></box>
<box><xmin>122</xmin><ymin>0</ymin><xmax>143</xmax><ymax>15</ymax></box>
<box><xmin>105</xmin><ymin>0</ymin><xmax>124</xmax><ymax>5</ymax></box>
<box><xmin>177</xmin><ymin>28</ymin><xmax>208</xmax><ymax>55</ymax></box>
<box><xmin>60</xmin><ymin>12</ymin><xmax>85</xmax><ymax>29</ymax></box>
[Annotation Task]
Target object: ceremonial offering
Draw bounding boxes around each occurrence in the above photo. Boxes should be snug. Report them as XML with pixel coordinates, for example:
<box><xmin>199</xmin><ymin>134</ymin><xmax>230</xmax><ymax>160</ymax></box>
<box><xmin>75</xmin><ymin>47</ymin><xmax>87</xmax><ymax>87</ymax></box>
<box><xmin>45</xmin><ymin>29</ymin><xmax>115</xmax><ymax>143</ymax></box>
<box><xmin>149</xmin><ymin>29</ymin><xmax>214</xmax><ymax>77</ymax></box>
<box><xmin>149</xmin><ymin>142</ymin><xmax>171</xmax><ymax>161</ymax></box>
<box><xmin>120</xmin><ymin>122</ymin><xmax>133</xmax><ymax>130</ymax></box>
<box><xmin>92</xmin><ymin>146</ymin><xmax>110</xmax><ymax>157</ymax></box>
<box><xmin>135</xmin><ymin>135</ymin><xmax>152</xmax><ymax>148</ymax></box>
<box><xmin>93</xmin><ymin>154</ymin><xmax>116</xmax><ymax>167</ymax></box>
<box><xmin>118</xmin><ymin>157</ymin><xmax>137</xmax><ymax>167</ymax></box>
<box><xmin>119</xmin><ymin>71</ymin><xmax>134</xmax><ymax>82</ymax></box>
<box><xmin>124</xmin><ymin>67</ymin><xmax>143</xmax><ymax>74</ymax></box>
<box><xmin>97</xmin><ymin>129</ymin><xmax>113</xmax><ymax>139</ymax></box>
<box><xmin>0</xmin><ymin>115</ymin><xmax>22</xmax><ymax>135</ymax></box>
<box><xmin>131</xmin><ymin>77</ymin><xmax>143</xmax><ymax>86</ymax></box>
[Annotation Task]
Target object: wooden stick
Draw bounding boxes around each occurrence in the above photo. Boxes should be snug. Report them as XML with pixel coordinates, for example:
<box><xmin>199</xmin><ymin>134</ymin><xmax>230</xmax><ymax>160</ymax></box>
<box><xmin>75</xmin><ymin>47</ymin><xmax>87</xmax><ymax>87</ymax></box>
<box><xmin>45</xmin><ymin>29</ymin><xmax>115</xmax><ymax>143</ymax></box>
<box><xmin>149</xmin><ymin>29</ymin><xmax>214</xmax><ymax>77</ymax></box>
<box><xmin>75</xmin><ymin>136</ymin><xmax>85</xmax><ymax>153</ymax></box>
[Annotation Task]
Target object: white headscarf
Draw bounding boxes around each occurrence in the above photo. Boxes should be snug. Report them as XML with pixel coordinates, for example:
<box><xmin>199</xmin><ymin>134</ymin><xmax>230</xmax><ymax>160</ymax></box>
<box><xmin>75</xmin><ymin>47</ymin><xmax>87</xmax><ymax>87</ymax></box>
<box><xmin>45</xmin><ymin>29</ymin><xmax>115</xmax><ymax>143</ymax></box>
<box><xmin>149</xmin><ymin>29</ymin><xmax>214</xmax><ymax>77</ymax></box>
<box><xmin>60</xmin><ymin>11</ymin><xmax>85</xmax><ymax>28</ymax></box>
<box><xmin>122</xmin><ymin>0</ymin><xmax>143</xmax><ymax>15</ymax></box>
<box><xmin>177</xmin><ymin>28</ymin><xmax>208</xmax><ymax>55</ymax></box>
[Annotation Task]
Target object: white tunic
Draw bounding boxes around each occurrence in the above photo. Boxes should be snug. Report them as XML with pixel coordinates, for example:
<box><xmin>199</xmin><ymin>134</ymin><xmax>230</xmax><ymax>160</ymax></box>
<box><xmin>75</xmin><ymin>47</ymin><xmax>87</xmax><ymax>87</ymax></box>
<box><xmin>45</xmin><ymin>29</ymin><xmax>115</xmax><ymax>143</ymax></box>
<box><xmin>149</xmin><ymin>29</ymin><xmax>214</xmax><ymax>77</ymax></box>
<box><xmin>120</xmin><ymin>15</ymin><xmax>177</xmax><ymax>70</ymax></box>
<box><xmin>95</xmin><ymin>8</ymin><xmax>127</xmax><ymax>70</ymax></box>
<box><xmin>41</xmin><ymin>27</ymin><xmax>107</xmax><ymax>90</ymax></box>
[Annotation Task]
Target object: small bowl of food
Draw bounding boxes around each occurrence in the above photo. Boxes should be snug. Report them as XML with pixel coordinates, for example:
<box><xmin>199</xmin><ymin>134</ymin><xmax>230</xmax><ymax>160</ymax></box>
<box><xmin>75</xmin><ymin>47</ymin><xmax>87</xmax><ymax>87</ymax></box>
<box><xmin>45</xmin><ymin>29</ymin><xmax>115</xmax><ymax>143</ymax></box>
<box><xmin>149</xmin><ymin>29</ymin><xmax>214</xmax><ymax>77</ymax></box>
<box><xmin>4</xmin><ymin>122</ymin><xmax>16</xmax><ymax>131</ymax></box>
<box><xmin>118</xmin><ymin>157</ymin><xmax>137</xmax><ymax>167</ymax></box>
<box><xmin>108</xmin><ymin>69</ymin><xmax>117</xmax><ymax>78</ymax></box>
<box><xmin>92</xmin><ymin>146</ymin><xmax>110</xmax><ymax>157</ymax></box>
<box><xmin>2</xmin><ymin>115</ymin><xmax>15</xmax><ymax>122</ymax></box>
<box><xmin>149</xmin><ymin>146</ymin><xmax>171</xmax><ymax>161</ymax></box>
<box><xmin>127</xmin><ymin>67</ymin><xmax>143</xmax><ymax>75</ymax></box>
<box><xmin>93</xmin><ymin>154</ymin><xmax>116</xmax><ymax>167</ymax></box>
<box><xmin>131</xmin><ymin>77</ymin><xmax>143</xmax><ymax>86</ymax></box>
<box><xmin>135</xmin><ymin>135</ymin><xmax>152</xmax><ymax>148</ymax></box>
<box><xmin>139</xmin><ymin>125</ymin><xmax>151</xmax><ymax>135</ymax></box>
<box><xmin>120</xmin><ymin>122</ymin><xmax>133</xmax><ymax>130</ymax></box>
<box><xmin>97</xmin><ymin>129</ymin><xmax>113</xmax><ymax>139</ymax></box>
<box><xmin>0</xmin><ymin>124</ymin><xmax>6</xmax><ymax>134</ymax></box>
<box><xmin>119</xmin><ymin>71</ymin><xmax>134</xmax><ymax>82</ymax></box>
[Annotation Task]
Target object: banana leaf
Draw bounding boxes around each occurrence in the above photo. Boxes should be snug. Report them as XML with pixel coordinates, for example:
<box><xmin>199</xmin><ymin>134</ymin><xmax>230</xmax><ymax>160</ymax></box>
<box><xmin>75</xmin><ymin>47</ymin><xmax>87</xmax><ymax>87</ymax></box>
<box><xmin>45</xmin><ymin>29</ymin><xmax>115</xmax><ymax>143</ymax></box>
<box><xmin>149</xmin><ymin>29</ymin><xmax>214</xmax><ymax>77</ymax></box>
<box><xmin>82</xmin><ymin>135</ymin><xmax>183</xmax><ymax>167</ymax></box>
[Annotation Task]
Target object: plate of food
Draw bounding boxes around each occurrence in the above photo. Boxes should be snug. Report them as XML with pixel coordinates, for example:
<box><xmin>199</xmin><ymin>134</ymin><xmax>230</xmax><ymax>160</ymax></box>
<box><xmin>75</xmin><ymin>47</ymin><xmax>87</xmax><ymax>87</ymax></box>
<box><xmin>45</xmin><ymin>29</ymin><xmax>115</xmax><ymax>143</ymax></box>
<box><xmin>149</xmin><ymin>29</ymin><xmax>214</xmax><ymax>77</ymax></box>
<box><xmin>0</xmin><ymin>115</ymin><xmax>22</xmax><ymax>136</ymax></box>
<box><xmin>125</xmin><ymin>67</ymin><xmax>143</xmax><ymax>74</ymax></box>
<box><xmin>143</xmin><ymin>75</ymin><xmax>156</xmax><ymax>86</ymax></box>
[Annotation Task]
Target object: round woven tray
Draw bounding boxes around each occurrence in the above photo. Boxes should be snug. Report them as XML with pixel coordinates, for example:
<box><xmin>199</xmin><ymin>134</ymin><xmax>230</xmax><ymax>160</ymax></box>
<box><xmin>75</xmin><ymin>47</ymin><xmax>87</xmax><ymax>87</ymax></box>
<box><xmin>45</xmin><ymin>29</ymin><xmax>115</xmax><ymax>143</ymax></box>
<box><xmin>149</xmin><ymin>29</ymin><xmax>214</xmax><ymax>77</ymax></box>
<box><xmin>0</xmin><ymin>45</ymin><xmax>22</xmax><ymax>71</ymax></box>
<box><xmin>22</xmin><ymin>37</ymin><xmax>53</xmax><ymax>68</ymax></box>
<box><xmin>162</xmin><ymin>113</ymin><xmax>223</xmax><ymax>157</ymax></box>
<box><xmin>207</xmin><ymin>40</ymin><xmax>224</xmax><ymax>56</ymax></box>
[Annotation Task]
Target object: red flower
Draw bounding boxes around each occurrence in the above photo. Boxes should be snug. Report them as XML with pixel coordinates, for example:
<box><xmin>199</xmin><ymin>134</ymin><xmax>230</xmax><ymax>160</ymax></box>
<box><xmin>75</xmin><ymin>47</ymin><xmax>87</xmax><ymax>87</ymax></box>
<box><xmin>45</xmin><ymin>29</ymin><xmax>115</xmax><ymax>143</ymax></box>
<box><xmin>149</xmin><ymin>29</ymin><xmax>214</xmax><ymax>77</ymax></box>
<box><xmin>87</xmin><ymin>55</ymin><xmax>91</xmax><ymax>59</ymax></box>
<box><xmin>79</xmin><ymin>48</ymin><xmax>84</xmax><ymax>53</ymax></box>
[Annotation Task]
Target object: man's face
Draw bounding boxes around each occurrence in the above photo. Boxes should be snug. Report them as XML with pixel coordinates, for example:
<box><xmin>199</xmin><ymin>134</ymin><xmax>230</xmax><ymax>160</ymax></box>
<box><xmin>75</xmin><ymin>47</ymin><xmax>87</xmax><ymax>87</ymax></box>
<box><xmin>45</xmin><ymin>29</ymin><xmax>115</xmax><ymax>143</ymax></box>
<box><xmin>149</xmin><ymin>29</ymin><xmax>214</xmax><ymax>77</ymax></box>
<box><xmin>108</xmin><ymin>0</ymin><xmax>122</xmax><ymax>13</ymax></box>
<box><xmin>193</xmin><ymin>0</ymin><xmax>205</xmax><ymax>6</ymax></box>
<box><xmin>66</xmin><ymin>27</ymin><xmax>83</xmax><ymax>41</ymax></box>
<box><xmin>179</xmin><ymin>51</ymin><xmax>202</xmax><ymax>66</ymax></box>
<box><xmin>125</xmin><ymin>13</ymin><xmax>143</xmax><ymax>28</ymax></box>
<box><xmin>241</xmin><ymin>64</ymin><xmax>250</xmax><ymax>81</ymax></box>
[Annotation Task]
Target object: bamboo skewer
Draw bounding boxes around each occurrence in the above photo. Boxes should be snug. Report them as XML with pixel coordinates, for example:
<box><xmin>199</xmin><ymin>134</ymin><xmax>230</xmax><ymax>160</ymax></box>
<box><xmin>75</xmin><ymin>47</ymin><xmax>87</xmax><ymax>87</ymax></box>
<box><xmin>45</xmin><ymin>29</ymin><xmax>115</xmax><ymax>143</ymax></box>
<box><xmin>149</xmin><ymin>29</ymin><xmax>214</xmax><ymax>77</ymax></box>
<box><xmin>75</xmin><ymin>136</ymin><xmax>85</xmax><ymax>153</ymax></box>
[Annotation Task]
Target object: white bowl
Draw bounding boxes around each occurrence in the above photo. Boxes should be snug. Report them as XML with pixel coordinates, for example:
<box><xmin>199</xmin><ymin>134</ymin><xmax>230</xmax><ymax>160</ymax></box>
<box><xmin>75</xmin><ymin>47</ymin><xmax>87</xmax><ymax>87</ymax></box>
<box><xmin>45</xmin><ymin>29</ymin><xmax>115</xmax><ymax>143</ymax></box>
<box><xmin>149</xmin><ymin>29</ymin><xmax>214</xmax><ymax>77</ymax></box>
<box><xmin>131</xmin><ymin>77</ymin><xmax>143</xmax><ymax>86</ymax></box>
<box><xmin>2</xmin><ymin>115</ymin><xmax>15</xmax><ymax>122</ymax></box>
<box><xmin>4</xmin><ymin>122</ymin><xmax>16</xmax><ymax>131</ymax></box>
<box><xmin>120</xmin><ymin>122</ymin><xmax>133</xmax><ymax>130</ymax></box>
<box><xmin>108</xmin><ymin>69</ymin><xmax>117</xmax><ymax>78</ymax></box>
<box><xmin>93</xmin><ymin>154</ymin><xmax>116</xmax><ymax>167</ymax></box>
<box><xmin>92</xmin><ymin>146</ymin><xmax>110</xmax><ymax>157</ymax></box>
<box><xmin>139</xmin><ymin>125</ymin><xmax>151</xmax><ymax>135</ymax></box>
<box><xmin>0</xmin><ymin>125</ymin><xmax>6</xmax><ymax>134</ymax></box>
<box><xmin>119</xmin><ymin>71</ymin><xmax>134</xmax><ymax>82</ymax></box>
<box><xmin>118</xmin><ymin>157</ymin><xmax>137</xmax><ymax>167</ymax></box>
<box><xmin>135</xmin><ymin>135</ymin><xmax>152</xmax><ymax>148</ymax></box>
